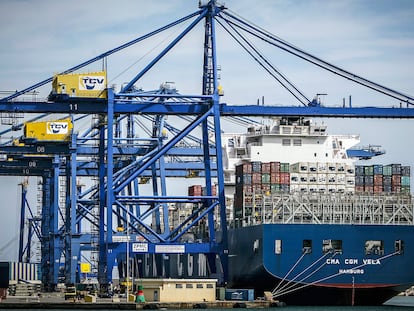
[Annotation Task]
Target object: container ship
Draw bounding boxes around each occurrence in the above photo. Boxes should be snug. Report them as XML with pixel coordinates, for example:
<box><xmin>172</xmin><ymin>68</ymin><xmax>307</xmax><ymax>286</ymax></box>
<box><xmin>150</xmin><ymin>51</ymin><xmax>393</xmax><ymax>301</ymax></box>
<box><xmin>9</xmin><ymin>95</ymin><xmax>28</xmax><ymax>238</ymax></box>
<box><xmin>124</xmin><ymin>117</ymin><xmax>412</xmax><ymax>306</ymax></box>
<box><xmin>222</xmin><ymin>117</ymin><xmax>414</xmax><ymax>305</ymax></box>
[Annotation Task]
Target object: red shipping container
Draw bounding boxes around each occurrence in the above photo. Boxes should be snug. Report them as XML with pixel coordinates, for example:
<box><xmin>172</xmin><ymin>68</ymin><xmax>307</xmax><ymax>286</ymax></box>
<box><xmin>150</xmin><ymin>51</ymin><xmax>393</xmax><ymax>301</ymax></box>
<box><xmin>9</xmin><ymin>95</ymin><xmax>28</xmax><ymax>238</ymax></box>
<box><xmin>270</xmin><ymin>161</ymin><xmax>281</xmax><ymax>173</ymax></box>
<box><xmin>355</xmin><ymin>185</ymin><xmax>364</xmax><ymax>193</ymax></box>
<box><xmin>373</xmin><ymin>185</ymin><xmax>383</xmax><ymax>193</ymax></box>
<box><xmin>364</xmin><ymin>186</ymin><xmax>374</xmax><ymax>193</ymax></box>
<box><xmin>252</xmin><ymin>173</ymin><xmax>262</xmax><ymax>184</ymax></box>
<box><xmin>270</xmin><ymin>173</ymin><xmax>281</xmax><ymax>184</ymax></box>
<box><xmin>373</xmin><ymin>175</ymin><xmax>383</xmax><ymax>185</ymax></box>
<box><xmin>252</xmin><ymin>184</ymin><xmax>262</xmax><ymax>193</ymax></box>
<box><xmin>262</xmin><ymin>184</ymin><xmax>271</xmax><ymax>193</ymax></box>
<box><xmin>188</xmin><ymin>185</ymin><xmax>202</xmax><ymax>196</ymax></box>
<box><xmin>392</xmin><ymin>175</ymin><xmax>401</xmax><ymax>186</ymax></box>
<box><xmin>262</xmin><ymin>162</ymin><xmax>271</xmax><ymax>173</ymax></box>
<box><xmin>236</xmin><ymin>162</ymin><xmax>252</xmax><ymax>174</ymax></box>
<box><xmin>280</xmin><ymin>172</ymin><xmax>290</xmax><ymax>184</ymax></box>
<box><xmin>392</xmin><ymin>185</ymin><xmax>401</xmax><ymax>193</ymax></box>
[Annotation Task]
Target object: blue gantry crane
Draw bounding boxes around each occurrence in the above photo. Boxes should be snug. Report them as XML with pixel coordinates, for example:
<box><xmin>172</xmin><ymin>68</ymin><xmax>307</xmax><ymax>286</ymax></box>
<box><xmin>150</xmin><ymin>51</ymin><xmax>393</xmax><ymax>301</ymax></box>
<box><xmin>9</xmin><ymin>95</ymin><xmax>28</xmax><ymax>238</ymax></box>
<box><xmin>0</xmin><ymin>0</ymin><xmax>413</xmax><ymax>292</ymax></box>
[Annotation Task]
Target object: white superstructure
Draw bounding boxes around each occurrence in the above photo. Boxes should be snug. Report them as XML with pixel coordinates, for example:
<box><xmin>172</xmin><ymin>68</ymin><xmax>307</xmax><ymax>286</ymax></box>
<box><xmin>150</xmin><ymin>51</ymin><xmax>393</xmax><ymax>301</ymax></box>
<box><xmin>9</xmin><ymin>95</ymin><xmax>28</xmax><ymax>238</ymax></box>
<box><xmin>221</xmin><ymin>117</ymin><xmax>360</xmax><ymax>185</ymax></box>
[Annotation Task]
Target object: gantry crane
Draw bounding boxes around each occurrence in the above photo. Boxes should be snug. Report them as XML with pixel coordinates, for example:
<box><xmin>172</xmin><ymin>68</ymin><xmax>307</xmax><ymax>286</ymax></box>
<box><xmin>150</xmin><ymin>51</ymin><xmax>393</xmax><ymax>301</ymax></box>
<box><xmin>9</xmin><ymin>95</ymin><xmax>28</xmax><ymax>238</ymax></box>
<box><xmin>0</xmin><ymin>0</ymin><xmax>413</xmax><ymax>292</ymax></box>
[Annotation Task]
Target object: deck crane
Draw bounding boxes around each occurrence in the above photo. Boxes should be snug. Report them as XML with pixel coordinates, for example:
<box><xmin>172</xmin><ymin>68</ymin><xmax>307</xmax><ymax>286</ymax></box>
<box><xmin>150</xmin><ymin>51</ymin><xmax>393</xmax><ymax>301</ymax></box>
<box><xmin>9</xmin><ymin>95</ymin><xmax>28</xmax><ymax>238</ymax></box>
<box><xmin>0</xmin><ymin>0</ymin><xmax>413</xmax><ymax>291</ymax></box>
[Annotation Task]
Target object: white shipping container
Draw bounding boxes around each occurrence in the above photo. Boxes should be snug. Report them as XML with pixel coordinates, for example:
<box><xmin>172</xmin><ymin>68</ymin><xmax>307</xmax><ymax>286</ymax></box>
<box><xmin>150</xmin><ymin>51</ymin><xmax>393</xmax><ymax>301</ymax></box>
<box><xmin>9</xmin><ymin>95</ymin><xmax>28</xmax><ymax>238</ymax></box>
<box><xmin>299</xmin><ymin>173</ymin><xmax>308</xmax><ymax>183</ymax></box>
<box><xmin>327</xmin><ymin>174</ymin><xmax>336</xmax><ymax>183</ymax></box>
<box><xmin>290</xmin><ymin>162</ymin><xmax>309</xmax><ymax>173</ymax></box>
<box><xmin>308</xmin><ymin>174</ymin><xmax>318</xmax><ymax>183</ymax></box>
<box><xmin>337</xmin><ymin>185</ymin><xmax>346</xmax><ymax>193</ymax></box>
<box><xmin>345</xmin><ymin>186</ymin><xmax>355</xmax><ymax>193</ymax></box>
<box><xmin>328</xmin><ymin>163</ymin><xmax>337</xmax><ymax>173</ymax></box>
<box><xmin>308</xmin><ymin>162</ymin><xmax>317</xmax><ymax>172</ymax></box>
<box><xmin>328</xmin><ymin>185</ymin><xmax>337</xmax><ymax>193</ymax></box>
<box><xmin>336</xmin><ymin>163</ymin><xmax>346</xmax><ymax>172</ymax></box>
<box><xmin>337</xmin><ymin>174</ymin><xmax>346</xmax><ymax>184</ymax></box>
<box><xmin>346</xmin><ymin>165</ymin><xmax>355</xmax><ymax>175</ymax></box>
<box><xmin>318</xmin><ymin>185</ymin><xmax>327</xmax><ymax>193</ymax></box>
<box><xmin>317</xmin><ymin>173</ymin><xmax>327</xmax><ymax>184</ymax></box>
<box><xmin>346</xmin><ymin>176</ymin><xmax>355</xmax><ymax>186</ymax></box>
<box><xmin>317</xmin><ymin>162</ymin><xmax>327</xmax><ymax>173</ymax></box>
<box><xmin>290</xmin><ymin>173</ymin><xmax>299</xmax><ymax>183</ymax></box>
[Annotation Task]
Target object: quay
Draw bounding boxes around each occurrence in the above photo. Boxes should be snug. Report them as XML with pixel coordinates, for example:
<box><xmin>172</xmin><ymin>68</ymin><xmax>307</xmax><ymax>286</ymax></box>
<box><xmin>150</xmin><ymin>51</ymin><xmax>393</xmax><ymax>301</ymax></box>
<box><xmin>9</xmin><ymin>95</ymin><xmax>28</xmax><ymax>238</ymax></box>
<box><xmin>0</xmin><ymin>297</ymin><xmax>278</xmax><ymax>309</ymax></box>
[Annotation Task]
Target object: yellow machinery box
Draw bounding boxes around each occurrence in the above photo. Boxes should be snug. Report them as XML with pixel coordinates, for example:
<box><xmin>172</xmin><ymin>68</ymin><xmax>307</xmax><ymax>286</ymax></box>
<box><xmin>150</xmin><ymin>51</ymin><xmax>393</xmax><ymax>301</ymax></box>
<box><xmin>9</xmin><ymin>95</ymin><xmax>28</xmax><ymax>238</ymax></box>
<box><xmin>51</xmin><ymin>71</ymin><xmax>107</xmax><ymax>99</ymax></box>
<box><xmin>24</xmin><ymin>118</ymin><xmax>73</xmax><ymax>141</ymax></box>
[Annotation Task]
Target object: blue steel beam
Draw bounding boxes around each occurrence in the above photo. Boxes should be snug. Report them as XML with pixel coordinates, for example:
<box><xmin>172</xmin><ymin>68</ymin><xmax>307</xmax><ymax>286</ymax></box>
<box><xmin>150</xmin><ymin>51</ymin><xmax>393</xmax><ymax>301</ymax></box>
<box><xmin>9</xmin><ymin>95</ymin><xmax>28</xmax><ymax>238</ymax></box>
<box><xmin>2</xmin><ymin>100</ymin><xmax>414</xmax><ymax>118</ymax></box>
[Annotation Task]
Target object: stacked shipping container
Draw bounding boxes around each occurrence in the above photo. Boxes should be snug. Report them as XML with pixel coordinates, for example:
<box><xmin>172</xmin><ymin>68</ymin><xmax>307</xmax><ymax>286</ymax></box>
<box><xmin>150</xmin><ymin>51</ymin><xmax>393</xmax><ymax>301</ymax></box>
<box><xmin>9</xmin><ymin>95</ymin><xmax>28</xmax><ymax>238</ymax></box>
<box><xmin>234</xmin><ymin>161</ymin><xmax>290</xmax><ymax>217</ymax></box>
<box><xmin>355</xmin><ymin>164</ymin><xmax>410</xmax><ymax>193</ymax></box>
<box><xmin>290</xmin><ymin>162</ymin><xmax>355</xmax><ymax>193</ymax></box>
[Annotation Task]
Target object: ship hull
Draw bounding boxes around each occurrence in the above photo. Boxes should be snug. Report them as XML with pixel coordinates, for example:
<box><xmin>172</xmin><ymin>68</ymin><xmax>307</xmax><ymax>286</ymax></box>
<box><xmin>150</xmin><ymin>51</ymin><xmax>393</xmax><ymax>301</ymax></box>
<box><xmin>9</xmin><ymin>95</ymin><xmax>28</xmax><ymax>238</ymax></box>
<box><xmin>227</xmin><ymin>223</ymin><xmax>414</xmax><ymax>306</ymax></box>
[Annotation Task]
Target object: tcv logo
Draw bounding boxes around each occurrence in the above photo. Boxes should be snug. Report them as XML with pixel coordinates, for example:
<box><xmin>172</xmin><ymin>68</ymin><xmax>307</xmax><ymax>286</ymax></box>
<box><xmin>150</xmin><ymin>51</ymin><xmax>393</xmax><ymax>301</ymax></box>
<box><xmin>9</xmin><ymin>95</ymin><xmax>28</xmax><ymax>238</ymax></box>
<box><xmin>46</xmin><ymin>122</ymin><xmax>69</xmax><ymax>135</ymax></box>
<box><xmin>79</xmin><ymin>75</ymin><xmax>105</xmax><ymax>91</ymax></box>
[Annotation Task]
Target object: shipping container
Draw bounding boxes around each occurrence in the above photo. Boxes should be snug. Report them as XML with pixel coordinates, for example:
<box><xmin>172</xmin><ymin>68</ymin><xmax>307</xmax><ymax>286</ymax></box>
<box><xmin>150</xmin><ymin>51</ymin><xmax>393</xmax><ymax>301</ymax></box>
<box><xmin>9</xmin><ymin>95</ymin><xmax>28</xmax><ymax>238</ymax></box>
<box><xmin>374</xmin><ymin>175</ymin><xmax>383</xmax><ymax>186</ymax></box>
<box><xmin>308</xmin><ymin>174</ymin><xmax>317</xmax><ymax>183</ymax></box>
<box><xmin>364</xmin><ymin>165</ymin><xmax>374</xmax><ymax>176</ymax></box>
<box><xmin>401</xmin><ymin>166</ymin><xmax>410</xmax><ymax>176</ymax></box>
<box><xmin>336</xmin><ymin>163</ymin><xmax>345</xmax><ymax>172</ymax></box>
<box><xmin>188</xmin><ymin>185</ymin><xmax>202</xmax><ymax>196</ymax></box>
<box><xmin>346</xmin><ymin>165</ymin><xmax>355</xmax><ymax>175</ymax></box>
<box><xmin>318</xmin><ymin>162</ymin><xmax>327</xmax><ymax>173</ymax></box>
<box><xmin>373</xmin><ymin>165</ymin><xmax>383</xmax><ymax>175</ymax></box>
<box><xmin>261</xmin><ymin>184</ymin><xmax>271</xmax><ymax>194</ymax></box>
<box><xmin>355</xmin><ymin>165</ymin><xmax>365</xmax><ymax>176</ymax></box>
<box><xmin>308</xmin><ymin>162</ymin><xmax>317</xmax><ymax>172</ymax></box>
<box><xmin>392</xmin><ymin>164</ymin><xmax>402</xmax><ymax>175</ymax></box>
<box><xmin>328</xmin><ymin>163</ymin><xmax>337</xmax><ymax>172</ymax></box>
<box><xmin>271</xmin><ymin>184</ymin><xmax>281</xmax><ymax>193</ymax></box>
<box><xmin>392</xmin><ymin>175</ymin><xmax>401</xmax><ymax>186</ymax></box>
<box><xmin>271</xmin><ymin>172</ymin><xmax>282</xmax><ymax>184</ymax></box>
<box><xmin>280</xmin><ymin>172</ymin><xmax>290</xmax><ymax>184</ymax></box>
<box><xmin>318</xmin><ymin>174</ymin><xmax>327</xmax><ymax>184</ymax></box>
<box><xmin>280</xmin><ymin>163</ymin><xmax>290</xmax><ymax>173</ymax></box>
<box><xmin>261</xmin><ymin>173</ymin><xmax>271</xmax><ymax>184</ymax></box>
<box><xmin>251</xmin><ymin>161</ymin><xmax>262</xmax><ymax>173</ymax></box>
<box><xmin>383</xmin><ymin>165</ymin><xmax>393</xmax><ymax>176</ymax></box>
<box><xmin>270</xmin><ymin>161</ymin><xmax>280</xmax><ymax>173</ymax></box>
<box><xmin>401</xmin><ymin>176</ymin><xmax>410</xmax><ymax>186</ymax></box>
<box><xmin>261</xmin><ymin>162</ymin><xmax>271</xmax><ymax>173</ymax></box>
<box><xmin>236</xmin><ymin>162</ymin><xmax>252</xmax><ymax>175</ymax></box>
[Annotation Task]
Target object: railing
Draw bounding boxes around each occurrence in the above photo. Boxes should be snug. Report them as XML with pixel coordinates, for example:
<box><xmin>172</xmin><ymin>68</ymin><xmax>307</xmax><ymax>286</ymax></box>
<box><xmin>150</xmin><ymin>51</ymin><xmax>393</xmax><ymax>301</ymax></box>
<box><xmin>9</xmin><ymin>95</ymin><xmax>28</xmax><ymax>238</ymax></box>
<box><xmin>239</xmin><ymin>192</ymin><xmax>413</xmax><ymax>226</ymax></box>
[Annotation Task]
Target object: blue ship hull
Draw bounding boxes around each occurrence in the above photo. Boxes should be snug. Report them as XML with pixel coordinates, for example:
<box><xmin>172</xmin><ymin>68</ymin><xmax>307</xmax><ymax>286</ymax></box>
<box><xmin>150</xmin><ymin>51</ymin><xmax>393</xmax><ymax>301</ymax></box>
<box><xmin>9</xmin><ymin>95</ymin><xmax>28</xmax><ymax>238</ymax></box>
<box><xmin>227</xmin><ymin>224</ymin><xmax>414</xmax><ymax>305</ymax></box>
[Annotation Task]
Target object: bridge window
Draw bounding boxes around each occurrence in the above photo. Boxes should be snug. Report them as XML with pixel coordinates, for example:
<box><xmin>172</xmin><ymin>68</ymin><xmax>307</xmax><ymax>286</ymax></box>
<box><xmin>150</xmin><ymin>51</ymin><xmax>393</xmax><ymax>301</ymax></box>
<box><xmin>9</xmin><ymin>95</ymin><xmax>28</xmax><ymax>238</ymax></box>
<box><xmin>293</xmin><ymin>139</ymin><xmax>302</xmax><ymax>146</ymax></box>
<box><xmin>282</xmin><ymin>139</ymin><xmax>291</xmax><ymax>146</ymax></box>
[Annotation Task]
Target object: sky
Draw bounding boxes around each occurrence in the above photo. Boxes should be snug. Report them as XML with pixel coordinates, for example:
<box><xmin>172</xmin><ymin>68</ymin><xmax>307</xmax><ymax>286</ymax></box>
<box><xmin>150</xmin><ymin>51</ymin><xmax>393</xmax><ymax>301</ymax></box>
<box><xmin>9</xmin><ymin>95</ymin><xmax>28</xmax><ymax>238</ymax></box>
<box><xmin>0</xmin><ymin>0</ymin><xmax>414</xmax><ymax>261</ymax></box>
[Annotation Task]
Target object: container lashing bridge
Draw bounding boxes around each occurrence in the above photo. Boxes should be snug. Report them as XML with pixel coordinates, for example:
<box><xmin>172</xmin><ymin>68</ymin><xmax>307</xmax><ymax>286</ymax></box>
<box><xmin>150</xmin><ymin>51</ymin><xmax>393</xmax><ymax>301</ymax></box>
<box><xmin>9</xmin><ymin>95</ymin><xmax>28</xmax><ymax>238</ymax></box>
<box><xmin>0</xmin><ymin>0</ymin><xmax>413</xmax><ymax>292</ymax></box>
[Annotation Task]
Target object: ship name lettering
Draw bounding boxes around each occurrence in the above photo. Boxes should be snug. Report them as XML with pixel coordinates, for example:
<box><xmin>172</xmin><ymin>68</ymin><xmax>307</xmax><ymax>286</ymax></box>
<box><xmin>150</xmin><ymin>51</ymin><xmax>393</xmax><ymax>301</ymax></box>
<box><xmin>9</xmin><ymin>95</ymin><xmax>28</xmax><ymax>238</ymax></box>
<box><xmin>326</xmin><ymin>258</ymin><xmax>340</xmax><ymax>265</ymax></box>
<box><xmin>345</xmin><ymin>259</ymin><xmax>358</xmax><ymax>265</ymax></box>
<box><xmin>363</xmin><ymin>259</ymin><xmax>381</xmax><ymax>265</ymax></box>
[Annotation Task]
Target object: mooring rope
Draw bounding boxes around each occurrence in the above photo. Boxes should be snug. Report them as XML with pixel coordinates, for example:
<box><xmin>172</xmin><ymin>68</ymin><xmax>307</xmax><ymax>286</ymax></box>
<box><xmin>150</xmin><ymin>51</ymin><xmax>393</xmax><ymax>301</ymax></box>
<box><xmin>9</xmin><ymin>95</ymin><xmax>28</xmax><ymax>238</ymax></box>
<box><xmin>273</xmin><ymin>251</ymin><xmax>400</xmax><ymax>299</ymax></box>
